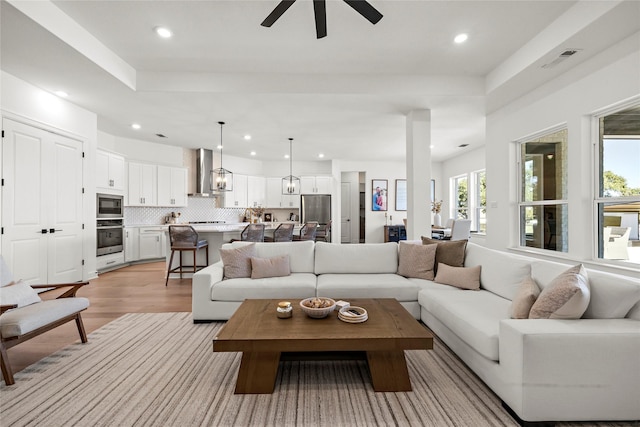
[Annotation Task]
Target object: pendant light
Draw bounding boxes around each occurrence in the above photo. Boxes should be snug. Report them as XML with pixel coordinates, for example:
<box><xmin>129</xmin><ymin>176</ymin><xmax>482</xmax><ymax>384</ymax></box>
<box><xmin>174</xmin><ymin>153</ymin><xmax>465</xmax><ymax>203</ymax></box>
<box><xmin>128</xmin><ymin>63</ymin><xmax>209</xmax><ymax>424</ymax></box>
<box><xmin>282</xmin><ymin>137</ymin><xmax>300</xmax><ymax>195</ymax></box>
<box><xmin>211</xmin><ymin>121</ymin><xmax>233</xmax><ymax>192</ymax></box>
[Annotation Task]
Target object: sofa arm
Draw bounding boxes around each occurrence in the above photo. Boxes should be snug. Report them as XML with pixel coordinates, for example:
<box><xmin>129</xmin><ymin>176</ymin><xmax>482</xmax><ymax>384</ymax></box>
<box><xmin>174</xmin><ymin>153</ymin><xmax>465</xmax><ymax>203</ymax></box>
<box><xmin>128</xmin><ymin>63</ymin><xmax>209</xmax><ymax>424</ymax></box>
<box><xmin>499</xmin><ymin>318</ymin><xmax>640</xmax><ymax>422</ymax></box>
<box><xmin>192</xmin><ymin>262</ymin><xmax>223</xmax><ymax>310</ymax></box>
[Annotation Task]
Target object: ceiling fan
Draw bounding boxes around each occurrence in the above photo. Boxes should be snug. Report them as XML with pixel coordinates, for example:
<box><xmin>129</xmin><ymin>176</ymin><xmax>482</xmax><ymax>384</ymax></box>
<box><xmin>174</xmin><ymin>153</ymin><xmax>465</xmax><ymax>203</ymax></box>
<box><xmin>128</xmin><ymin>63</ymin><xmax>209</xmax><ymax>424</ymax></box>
<box><xmin>261</xmin><ymin>0</ymin><xmax>383</xmax><ymax>39</ymax></box>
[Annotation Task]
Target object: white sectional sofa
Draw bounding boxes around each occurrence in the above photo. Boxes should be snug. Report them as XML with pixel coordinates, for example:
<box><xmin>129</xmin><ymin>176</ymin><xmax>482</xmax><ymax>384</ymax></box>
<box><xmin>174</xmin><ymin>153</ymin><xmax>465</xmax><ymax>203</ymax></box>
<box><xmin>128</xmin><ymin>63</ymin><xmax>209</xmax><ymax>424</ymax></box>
<box><xmin>192</xmin><ymin>240</ymin><xmax>640</xmax><ymax>424</ymax></box>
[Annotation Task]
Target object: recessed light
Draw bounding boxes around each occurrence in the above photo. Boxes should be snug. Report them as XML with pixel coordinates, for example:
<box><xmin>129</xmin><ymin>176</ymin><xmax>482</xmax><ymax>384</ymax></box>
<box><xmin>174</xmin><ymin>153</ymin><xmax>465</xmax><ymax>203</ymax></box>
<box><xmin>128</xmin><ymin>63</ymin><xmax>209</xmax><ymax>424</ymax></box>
<box><xmin>250</xmin><ymin>151</ymin><xmax>256</xmax><ymax>156</ymax></box>
<box><xmin>55</xmin><ymin>90</ymin><xmax>68</xmax><ymax>98</ymax></box>
<box><xmin>217</xmin><ymin>145</ymin><xmax>223</xmax><ymax>150</ymax></box>
<box><xmin>318</xmin><ymin>153</ymin><xmax>325</xmax><ymax>158</ymax></box>
<box><xmin>430</xmin><ymin>144</ymin><xmax>435</xmax><ymax>149</ymax></box>
<box><xmin>131</xmin><ymin>123</ymin><xmax>141</xmax><ymax>130</ymax></box>
<box><xmin>154</xmin><ymin>26</ymin><xmax>173</xmax><ymax>39</ymax></box>
<box><xmin>284</xmin><ymin>154</ymin><xmax>290</xmax><ymax>159</ymax></box>
<box><xmin>454</xmin><ymin>33</ymin><xmax>468</xmax><ymax>44</ymax></box>
<box><xmin>244</xmin><ymin>135</ymin><xmax>252</xmax><ymax>140</ymax></box>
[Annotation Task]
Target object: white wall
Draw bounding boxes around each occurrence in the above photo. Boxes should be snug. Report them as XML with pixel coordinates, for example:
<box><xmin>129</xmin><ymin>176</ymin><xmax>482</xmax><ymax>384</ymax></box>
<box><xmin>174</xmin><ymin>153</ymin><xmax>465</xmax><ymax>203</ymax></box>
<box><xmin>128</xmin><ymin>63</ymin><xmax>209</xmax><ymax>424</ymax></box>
<box><xmin>485</xmin><ymin>32</ymin><xmax>640</xmax><ymax>276</ymax></box>
<box><xmin>1</xmin><ymin>71</ymin><xmax>99</xmax><ymax>279</ymax></box>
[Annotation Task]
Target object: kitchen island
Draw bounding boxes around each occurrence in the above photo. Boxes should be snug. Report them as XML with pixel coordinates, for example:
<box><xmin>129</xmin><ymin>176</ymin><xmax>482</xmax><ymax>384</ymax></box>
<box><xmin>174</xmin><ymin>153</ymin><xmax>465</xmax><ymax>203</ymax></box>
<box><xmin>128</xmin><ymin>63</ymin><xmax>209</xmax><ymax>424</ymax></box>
<box><xmin>164</xmin><ymin>222</ymin><xmax>302</xmax><ymax>280</ymax></box>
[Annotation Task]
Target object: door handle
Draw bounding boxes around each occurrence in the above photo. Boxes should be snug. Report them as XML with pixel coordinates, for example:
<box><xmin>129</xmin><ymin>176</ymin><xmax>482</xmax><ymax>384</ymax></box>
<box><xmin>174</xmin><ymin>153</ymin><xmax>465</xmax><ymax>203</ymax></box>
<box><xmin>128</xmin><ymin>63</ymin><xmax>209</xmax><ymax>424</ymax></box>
<box><xmin>49</xmin><ymin>229</ymin><xmax>63</xmax><ymax>233</ymax></box>
<box><xmin>39</xmin><ymin>229</ymin><xmax>48</xmax><ymax>234</ymax></box>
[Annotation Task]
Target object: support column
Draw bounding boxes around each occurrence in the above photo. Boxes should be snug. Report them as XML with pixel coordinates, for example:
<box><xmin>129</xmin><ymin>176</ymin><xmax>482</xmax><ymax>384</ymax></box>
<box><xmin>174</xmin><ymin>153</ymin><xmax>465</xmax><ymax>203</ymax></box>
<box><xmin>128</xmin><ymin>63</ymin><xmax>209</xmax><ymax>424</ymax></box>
<box><xmin>406</xmin><ymin>110</ymin><xmax>432</xmax><ymax>240</ymax></box>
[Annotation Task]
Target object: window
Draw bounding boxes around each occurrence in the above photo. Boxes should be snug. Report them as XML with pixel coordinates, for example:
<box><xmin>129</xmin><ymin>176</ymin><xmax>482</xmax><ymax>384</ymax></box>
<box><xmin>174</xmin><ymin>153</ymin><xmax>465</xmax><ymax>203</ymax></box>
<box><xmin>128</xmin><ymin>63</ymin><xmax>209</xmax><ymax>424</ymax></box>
<box><xmin>450</xmin><ymin>170</ymin><xmax>485</xmax><ymax>233</ymax></box>
<box><xmin>518</xmin><ymin>128</ymin><xmax>568</xmax><ymax>252</ymax></box>
<box><xmin>595</xmin><ymin>104</ymin><xmax>640</xmax><ymax>265</ymax></box>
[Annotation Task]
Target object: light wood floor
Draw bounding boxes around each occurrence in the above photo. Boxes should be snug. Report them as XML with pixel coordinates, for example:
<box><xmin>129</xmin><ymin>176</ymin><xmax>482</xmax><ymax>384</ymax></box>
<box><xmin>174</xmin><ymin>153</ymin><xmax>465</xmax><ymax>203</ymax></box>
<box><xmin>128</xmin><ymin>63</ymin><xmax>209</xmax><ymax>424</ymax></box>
<box><xmin>7</xmin><ymin>261</ymin><xmax>192</xmax><ymax>373</ymax></box>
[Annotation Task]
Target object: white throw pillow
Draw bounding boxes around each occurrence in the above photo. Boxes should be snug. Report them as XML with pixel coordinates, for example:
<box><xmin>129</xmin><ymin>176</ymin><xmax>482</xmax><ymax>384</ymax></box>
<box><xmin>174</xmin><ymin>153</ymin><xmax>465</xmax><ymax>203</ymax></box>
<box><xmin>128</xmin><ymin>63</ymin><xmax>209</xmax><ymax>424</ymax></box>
<box><xmin>0</xmin><ymin>280</ymin><xmax>42</xmax><ymax>308</ymax></box>
<box><xmin>529</xmin><ymin>264</ymin><xmax>590</xmax><ymax>319</ymax></box>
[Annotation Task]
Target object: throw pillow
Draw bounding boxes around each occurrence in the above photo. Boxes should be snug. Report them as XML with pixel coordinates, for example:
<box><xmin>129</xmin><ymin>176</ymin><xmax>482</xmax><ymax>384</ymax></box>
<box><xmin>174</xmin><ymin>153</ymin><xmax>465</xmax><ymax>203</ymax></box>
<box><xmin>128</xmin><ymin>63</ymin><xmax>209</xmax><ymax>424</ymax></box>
<box><xmin>529</xmin><ymin>264</ymin><xmax>590</xmax><ymax>319</ymax></box>
<box><xmin>219</xmin><ymin>243</ymin><xmax>257</xmax><ymax>279</ymax></box>
<box><xmin>421</xmin><ymin>237</ymin><xmax>468</xmax><ymax>272</ymax></box>
<box><xmin>433</xmin><ymin>263</ymin><xmax>481</xmax><ymax>290</ymax></box>
<box><xmin>251</xmin><ymin>255</ymin><xmax>291</xmax><ymax>279</ymax></box>
<box><xmin>0</xmin><ymin>280</ymin><xmax>42</xmax><ymax>308</ymax></box>
<box><xmin>397</xmin><ymin>242</ymin><xmax>437</xmax><ymax>280</ymax></box>
<box><xmin>510</xmin><ymin>276</ymin><xmax>540</xmax><ymax>319</ymax></box>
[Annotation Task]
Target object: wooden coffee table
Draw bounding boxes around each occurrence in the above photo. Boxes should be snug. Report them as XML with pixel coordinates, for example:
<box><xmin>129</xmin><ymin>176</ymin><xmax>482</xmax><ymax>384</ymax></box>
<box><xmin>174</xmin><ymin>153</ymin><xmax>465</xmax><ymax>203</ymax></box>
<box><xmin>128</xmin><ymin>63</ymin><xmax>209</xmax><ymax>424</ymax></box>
<box><xmin>213</xmin><ymin>298</ymin><xmax>433</xmax><ymax>394</ymax></box>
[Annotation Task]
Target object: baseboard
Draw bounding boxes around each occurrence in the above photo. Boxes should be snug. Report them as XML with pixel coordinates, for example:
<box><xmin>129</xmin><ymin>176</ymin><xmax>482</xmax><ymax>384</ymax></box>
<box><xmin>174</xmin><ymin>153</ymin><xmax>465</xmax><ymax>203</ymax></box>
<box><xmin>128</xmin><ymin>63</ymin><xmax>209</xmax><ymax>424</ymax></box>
<box><xmin>501</xmin><ymin>402</ymin><xmax>555</xmax><ymax>427</ymax></box>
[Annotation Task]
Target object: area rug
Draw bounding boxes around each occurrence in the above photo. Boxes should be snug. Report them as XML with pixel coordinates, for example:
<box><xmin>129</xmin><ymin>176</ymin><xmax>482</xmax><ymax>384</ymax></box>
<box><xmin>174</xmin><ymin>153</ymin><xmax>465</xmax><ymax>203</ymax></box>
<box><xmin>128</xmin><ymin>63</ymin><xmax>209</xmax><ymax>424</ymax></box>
<box><xmin>0</xmin><ymin>313</ymin><xmax>635</xmax><ymax>427</ymax></box>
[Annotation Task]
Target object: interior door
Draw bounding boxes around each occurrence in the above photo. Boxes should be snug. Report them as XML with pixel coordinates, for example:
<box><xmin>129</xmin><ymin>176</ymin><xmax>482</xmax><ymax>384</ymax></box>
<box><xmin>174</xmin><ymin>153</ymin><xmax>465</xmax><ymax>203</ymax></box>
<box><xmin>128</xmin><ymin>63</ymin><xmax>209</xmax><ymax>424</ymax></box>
<box><xmin>2</xmin><ymin>119</ymin><xmax>83</xmax><ymax>284</ymax></box>
<box><xmin>340</xmin><ymin>182</ymin><xmax>351</xmax><ymax>243</ymax></box>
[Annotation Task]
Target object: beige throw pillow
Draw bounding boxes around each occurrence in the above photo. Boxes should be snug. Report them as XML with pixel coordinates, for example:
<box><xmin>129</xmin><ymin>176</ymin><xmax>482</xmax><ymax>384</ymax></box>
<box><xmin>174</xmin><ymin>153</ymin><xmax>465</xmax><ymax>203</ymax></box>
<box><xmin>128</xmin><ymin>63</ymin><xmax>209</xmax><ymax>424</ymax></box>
<box><xmin>397</xmin><ymin>242</ymin><xmax>437</xmax><ymax>280</ymax></box>
<box><xmin>510</xmin><ymin>276</ymin><xmax>540</xmax><ymax>319</ymax></box>
<box><xmin>421</xmin><ymin>237</ymin><xmax>467</xmax><ymax>272</ymax></box>
<box><xmin>433</xmin><ymin>263</ymin><xmax>481</xmax><ymax>290</ymax></box>
<box><xmin>219</xmin><ymin>243</ymin><xmax>257</xmax><ymax>279</ymax></box>
<box><xmin>529</xmin><ymin>264</ymin><xmax>590</xmax><ymax>319</ymax></box>
<box><xmin>0</xmin><ymin>280</ymin><xmax>42</xmax><ymax>308</ymax></box>
<box><xmin>251</xmin><ymin>255</ymin><xmax>291</xmax><ymax>279</ymax></box>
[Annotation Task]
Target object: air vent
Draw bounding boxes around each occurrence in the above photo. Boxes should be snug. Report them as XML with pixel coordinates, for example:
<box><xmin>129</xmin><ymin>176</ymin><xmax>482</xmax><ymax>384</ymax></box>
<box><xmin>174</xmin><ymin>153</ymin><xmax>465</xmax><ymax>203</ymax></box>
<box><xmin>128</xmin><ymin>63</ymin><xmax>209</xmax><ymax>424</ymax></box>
<box><xmin>458</xmin><ymin>144</ymin><xmax>469</xmax><ymax>148</ymax></box>
<box><xmin>542</xmin><ymin>48</ymin><xmax>582</xmax><ymax>69</ymax></box>
<box><xmin>155</xmin><ymin>133</ymin><xmax>167</xmax><ymax>138</ymax></box>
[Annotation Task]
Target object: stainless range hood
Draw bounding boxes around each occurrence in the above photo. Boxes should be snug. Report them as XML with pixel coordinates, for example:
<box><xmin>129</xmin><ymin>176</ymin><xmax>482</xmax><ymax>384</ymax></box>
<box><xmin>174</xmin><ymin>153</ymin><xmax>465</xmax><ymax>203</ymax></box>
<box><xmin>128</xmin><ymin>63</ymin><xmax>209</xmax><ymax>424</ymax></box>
<box><xmin>189</xmin><ymin>148</ymin><xmax>223</xmax><ymax>198</ymax></box>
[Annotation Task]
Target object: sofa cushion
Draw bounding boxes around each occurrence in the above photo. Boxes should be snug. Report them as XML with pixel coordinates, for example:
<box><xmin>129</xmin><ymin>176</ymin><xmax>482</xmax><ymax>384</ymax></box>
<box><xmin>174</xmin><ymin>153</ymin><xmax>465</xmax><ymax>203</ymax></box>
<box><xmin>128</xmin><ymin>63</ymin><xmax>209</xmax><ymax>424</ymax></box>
<box><xmin>397</xmin><ymin>242</ymin><xmax>436</xmax><ymax>280</ymax></box>
<box><xmin>219</xmin><ymin>243</ymin><xmax>256</xmax><ymax>279</ymax></box>
<box><xmin>434</xmin><ymin>263</ymin><xmax>481</xmax><ymax>290</ymax></box>
<box><xmin>529</xmin><ymin>264</ymin><xmax>590</xmax><ymax>319</ymax></box>
<box><xmin>0</xmin><ymin>298</ymin><xmax>89</xmax><ymax>338</ymax></box>
<box><xmin>510</xmin><ymin>276</ymin><xmax>540</xmax><ymax>319</ymax></box>
<box><xmin>0</xmin><ymin>280</ymin><xmax>42</xmax><ymax>308</ymax></box>
<box><xmin>419</xmin><ymin>287</ymin><xmax>510</xmax><ymax>361</ymax></box>
<box><xmin>316</xmin><ymin>274</ymin><xmax>418</xmax><ymax>302</ymax></box>
<box><xmin>211</xmin><ymin>273</ymin><xmax>317</xmax><ymax>301</ymax></box>
<box><xmin>420</xmin><ymin>238</ymin><xmax>467</xmax><ymax>272</ymax></box>
<box><xmin>464</xmin><ymin>243</ymin><xmax>532</xmax><ymax>301</ymax></box>
<box><xmin>314</xmin><ymin>242</ymin><xmax>398</xmax><ymax>274</ymax></box>
<box><xmin>222</xmin><ymin>241</ymin><xmax>315</xmax><ymax>273</ymax></box>
<box><xmin>250</xmin><ymin>255</ymin><xmax>290</xmax><ymax>279</ymax></box>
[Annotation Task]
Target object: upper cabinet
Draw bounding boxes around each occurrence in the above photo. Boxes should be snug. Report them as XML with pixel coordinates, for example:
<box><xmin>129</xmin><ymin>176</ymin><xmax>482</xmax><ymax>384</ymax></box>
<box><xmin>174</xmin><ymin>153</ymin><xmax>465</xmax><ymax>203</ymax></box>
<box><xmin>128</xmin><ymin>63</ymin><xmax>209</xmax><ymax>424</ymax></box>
<box><xmin>247</xmin><ymin>176</ymin><xmax>266</xmax><ymax>207</ymax></box>
<box><xmin>224</xmin><ymin>174</ymin><xmax>248</xmax><ymax>208</ymax></box>
<box><xmin>127</xmin><ymin>162</ymin><xmax>157</xmax><ymax>206</ymax></box>
<box><xmin>266</xmin><ymin>177</ymin><xmax>300</xmax><ymax>208</ymax></box>
<box><xmin>301</xmin><ymin>176</ymin><xmax>332</xmax><ymax>194</ymax></box>
<box><xmin>157</xmin><ymin>166</ymin><xmax>187</xmax><ymax>207</ymax></box>
<box><xmin>96</xmin><ymin>150</ymin><xmax>125</xmax><ymax>193</ymax></box>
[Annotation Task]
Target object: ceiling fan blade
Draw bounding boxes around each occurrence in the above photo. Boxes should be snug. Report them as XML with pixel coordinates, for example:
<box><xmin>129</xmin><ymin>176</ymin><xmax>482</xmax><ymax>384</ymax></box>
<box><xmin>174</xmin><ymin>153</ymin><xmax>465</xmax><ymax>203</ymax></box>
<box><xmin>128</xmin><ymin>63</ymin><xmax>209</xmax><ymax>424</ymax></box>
<box><xmin>313</xmin><ymin>0</ymin><xmax>327</xmax><ymax>38</ymax></box>
<box><xmin>343</xmin><ymin>0</ymin><xmax>383</xmax><ymax>25</ymax></box>
<box><xmin>261</xmin><ymin>0</ymin><xmax>297</xmax><ymax>27</ymax></box>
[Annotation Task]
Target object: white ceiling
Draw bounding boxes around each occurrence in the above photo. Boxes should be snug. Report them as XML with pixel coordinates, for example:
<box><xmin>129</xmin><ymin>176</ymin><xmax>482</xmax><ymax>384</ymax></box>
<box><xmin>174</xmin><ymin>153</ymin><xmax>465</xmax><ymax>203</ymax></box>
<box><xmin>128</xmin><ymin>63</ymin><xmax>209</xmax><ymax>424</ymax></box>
<box><xmin>2</xmin><ymin>0</ymin><xmax>639</xmax><ymax>162</ymax></box>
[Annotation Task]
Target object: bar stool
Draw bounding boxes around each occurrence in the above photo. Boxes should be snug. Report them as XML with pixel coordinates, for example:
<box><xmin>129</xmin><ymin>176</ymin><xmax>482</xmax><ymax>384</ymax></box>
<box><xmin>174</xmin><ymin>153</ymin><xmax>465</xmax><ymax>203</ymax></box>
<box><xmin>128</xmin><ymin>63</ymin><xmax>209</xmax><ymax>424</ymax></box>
<box><xmin>166</xmin><ymin>225</ymin><xmax>209</xmax><ymax>286</ymax></box>
<box><xmin>265</xmin><ymin>223</ymin><xmax>295</xmax><ymax>242</ymax></box>
<box><xmin>240</xmin><ymin>223</ymin><xmax>265</xmax><ymax>242</ymax></box>
<box><xmin>294</xmin><ymin>221</ymin><xmax>318</xmax><ymax>241</ymax></box>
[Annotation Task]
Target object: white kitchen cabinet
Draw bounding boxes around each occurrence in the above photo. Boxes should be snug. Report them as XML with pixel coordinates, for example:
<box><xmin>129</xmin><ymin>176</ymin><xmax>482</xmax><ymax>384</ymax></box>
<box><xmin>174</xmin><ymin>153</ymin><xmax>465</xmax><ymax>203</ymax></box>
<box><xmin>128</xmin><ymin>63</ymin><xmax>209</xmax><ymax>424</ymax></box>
<box><xmin>224</xmin><ymin>174</ymin><xmax>248</xmax><ymax>208</ymax></box>
<box><xmin>128</xmin><ymin>162</ymin><xmax>157</xmax><ymax>206</ymax></box>
<box><xmin>157</xmin><ymin>165</ymin><xmax>187</xmax><ymax>207</ymax></box>
<box><xmin>301</xmin><ymin>176</ymin><xmax>332</xmax><ymax>194</ymax></box>
<box><xmin>96</xmin><ymin>150</ymin><xmax>125</xmax><ymax>193</ymax></box>
<box><xmin>124</xmin><ymin>227</ymin><xmax>139</xmax><ymax>262</ymax></box>
<box><xmin>96</xmin><ymin>252</ymin><xmax>125</xmax><ymax>271</ymax></box>
<box><xmin>266</xmin><ymin>177</ymin><xmax>300</xmax><ymax>208</ymax></box>
<box><xmin>247</xmin><ymin>175</ymin><xmax>266</xmax><ymax>207</ymax></box>
<box><xmin>138</xmin><ymin>227</ymin><xmax>166</xmax><ymax>260</ymax></box>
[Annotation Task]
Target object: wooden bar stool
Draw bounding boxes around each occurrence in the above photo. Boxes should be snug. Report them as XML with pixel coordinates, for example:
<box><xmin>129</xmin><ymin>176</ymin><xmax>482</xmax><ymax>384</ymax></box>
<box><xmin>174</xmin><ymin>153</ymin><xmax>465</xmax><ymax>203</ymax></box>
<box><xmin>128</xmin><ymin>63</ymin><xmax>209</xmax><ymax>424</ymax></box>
<box><xmin>166</xmin><ymin>225</ymin><xmax>209</xmax><ymax>286</ymax></box>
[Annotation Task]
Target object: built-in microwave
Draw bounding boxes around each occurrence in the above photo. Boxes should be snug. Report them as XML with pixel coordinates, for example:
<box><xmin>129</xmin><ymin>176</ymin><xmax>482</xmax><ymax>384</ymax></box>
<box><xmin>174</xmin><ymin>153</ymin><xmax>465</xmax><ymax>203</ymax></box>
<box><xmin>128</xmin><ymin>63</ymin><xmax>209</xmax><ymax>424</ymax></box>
<box><xmin>97</xmin><ymin>193</ymin><xmax>124</xmax><ymax>219</ymax></box>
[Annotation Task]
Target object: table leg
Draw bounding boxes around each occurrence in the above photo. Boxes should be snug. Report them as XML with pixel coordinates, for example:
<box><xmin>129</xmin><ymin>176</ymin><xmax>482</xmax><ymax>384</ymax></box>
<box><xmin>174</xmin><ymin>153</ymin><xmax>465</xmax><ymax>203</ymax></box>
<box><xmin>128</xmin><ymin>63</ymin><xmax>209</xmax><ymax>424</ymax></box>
<box><xmin>234</xmin><ymin>351</ymin><xmax>281</xmax><ymax>394</ymax></box>
<box><xmin>366</xmin><ymin>350</ymin><xmax>412</xmax><ymax>392</ymax></box>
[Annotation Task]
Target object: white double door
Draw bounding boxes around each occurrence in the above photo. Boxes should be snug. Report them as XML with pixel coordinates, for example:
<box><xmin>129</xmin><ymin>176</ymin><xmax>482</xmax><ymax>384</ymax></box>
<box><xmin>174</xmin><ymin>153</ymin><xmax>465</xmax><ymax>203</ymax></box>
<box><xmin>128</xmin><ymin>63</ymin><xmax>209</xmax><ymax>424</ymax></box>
<box><xmin>2</xmin><ymin>119</ymin><xmax>84</xmax><ymax>284</ymax></box>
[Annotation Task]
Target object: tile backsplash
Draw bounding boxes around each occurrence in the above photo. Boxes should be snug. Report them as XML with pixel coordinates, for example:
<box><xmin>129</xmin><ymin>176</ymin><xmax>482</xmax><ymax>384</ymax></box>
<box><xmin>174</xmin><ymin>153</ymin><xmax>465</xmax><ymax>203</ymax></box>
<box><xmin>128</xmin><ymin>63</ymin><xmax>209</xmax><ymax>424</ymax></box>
<box><xmin>124</xmin><ymin>197</ymin><xmax>245</xmax><ymax>225</ymax></box>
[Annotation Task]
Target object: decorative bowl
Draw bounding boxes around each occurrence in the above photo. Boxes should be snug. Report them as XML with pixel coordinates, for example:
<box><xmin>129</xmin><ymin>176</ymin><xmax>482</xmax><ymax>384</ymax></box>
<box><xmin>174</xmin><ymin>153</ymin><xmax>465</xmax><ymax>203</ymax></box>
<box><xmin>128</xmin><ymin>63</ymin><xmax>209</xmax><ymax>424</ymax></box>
<box><xmin>299</xmin><ymin>297</ymin><xmax>336</xmax><ymax>319</ymax></box>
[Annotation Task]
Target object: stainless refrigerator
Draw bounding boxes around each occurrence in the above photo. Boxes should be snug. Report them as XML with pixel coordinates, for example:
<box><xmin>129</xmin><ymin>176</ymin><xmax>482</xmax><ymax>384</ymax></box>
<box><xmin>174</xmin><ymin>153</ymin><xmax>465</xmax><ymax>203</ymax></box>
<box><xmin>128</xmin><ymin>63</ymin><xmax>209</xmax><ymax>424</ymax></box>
<box><xmin>301</xmin><ymin>194</ymin><xmax>331</xmax><ymax>225</ymax></box>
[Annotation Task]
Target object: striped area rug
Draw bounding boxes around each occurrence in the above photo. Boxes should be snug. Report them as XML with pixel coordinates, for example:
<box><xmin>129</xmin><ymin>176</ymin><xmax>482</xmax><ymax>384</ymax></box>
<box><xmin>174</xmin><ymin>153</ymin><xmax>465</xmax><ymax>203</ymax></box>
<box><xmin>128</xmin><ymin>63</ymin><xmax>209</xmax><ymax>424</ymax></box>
<box><xmin>0</xmin><ymin>313</ymin><xmax>634</xmax><ymax>427</ymax></box>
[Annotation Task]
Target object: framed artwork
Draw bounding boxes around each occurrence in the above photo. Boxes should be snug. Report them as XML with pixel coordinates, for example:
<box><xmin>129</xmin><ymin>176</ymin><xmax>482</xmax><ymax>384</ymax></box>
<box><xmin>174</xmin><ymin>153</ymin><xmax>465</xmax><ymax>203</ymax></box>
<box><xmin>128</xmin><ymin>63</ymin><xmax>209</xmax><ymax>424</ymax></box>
<box><xmin>395</xmin><ymin>179</ymin><xmax>407</xmax><ymax>211</ymax></box>
<box><xmin>264</xmin><ymin>213</ymin><xmax>272</xmax><ymax>222</ymax></box>
<box><xmin>431</xmin><ymin>179</ymin><xmax>436</xmax><ymax>203</ymax></box>
<box><xmin>371</xmin><ymin>179</ymin><xmax>388</xmax><ymax>211</ymax></box>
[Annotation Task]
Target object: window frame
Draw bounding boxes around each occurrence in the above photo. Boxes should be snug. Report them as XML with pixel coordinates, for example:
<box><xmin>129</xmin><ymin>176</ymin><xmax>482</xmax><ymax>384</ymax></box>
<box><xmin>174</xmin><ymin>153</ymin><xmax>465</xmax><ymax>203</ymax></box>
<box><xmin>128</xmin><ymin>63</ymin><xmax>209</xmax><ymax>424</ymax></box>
<box><xmin>449</xmin><ymin>170</ymin><xmax>486</xmax><ymax>233</ymax></box>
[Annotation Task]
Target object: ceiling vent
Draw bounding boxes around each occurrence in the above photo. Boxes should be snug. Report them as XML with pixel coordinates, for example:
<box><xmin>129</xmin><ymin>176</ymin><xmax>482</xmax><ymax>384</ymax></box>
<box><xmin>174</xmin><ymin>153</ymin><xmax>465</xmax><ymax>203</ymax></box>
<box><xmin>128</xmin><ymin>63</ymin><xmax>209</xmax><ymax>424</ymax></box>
<box><xmin>542</xmin><ymin>48</ymin><xmax>582</xmax><ymax>69</ymax></box>
<box><xmin>155</xmin><ymin>133</ymin><xmax>168</xmax><ymax>138</ymax></box>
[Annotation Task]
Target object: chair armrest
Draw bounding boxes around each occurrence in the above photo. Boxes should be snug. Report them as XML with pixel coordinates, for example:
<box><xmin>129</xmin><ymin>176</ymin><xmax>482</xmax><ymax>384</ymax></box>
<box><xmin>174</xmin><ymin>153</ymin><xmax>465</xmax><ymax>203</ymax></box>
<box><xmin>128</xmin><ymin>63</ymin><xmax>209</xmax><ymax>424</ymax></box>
<box><xmin>31</xmin><ymin>281</ymin><xmax>90</xmax><ymax>298</ymax></box>
<box><xmin>1</xmin><ymin>304</ymin><xmax>18</xmax><ymax>315</ymax></box>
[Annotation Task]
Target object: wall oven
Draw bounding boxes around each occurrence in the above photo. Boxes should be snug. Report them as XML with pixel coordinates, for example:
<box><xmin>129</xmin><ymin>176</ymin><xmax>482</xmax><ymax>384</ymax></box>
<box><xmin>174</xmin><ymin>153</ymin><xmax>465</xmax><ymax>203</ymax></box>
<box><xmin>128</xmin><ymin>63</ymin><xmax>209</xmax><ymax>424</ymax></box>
<box><xmin>97</xmin><ymin>193</ymin><xmax>123</xmax><ymax>219</ymax></box>
<box><xmin>97</xmin><ymin>219</ymin><xmax>124</xmax><ymax>256</ymax></box>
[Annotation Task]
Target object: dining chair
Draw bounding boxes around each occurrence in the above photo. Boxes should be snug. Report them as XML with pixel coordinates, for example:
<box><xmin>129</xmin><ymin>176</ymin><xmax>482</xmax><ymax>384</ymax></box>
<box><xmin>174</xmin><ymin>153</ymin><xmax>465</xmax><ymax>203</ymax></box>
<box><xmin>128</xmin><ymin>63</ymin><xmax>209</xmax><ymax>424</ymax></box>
<box><xmin>166</xmin><ymin>225</ymin><xmax>209</xmax><ymax>286</ymax></box>
<box><xmin>443</xmin><ymin>219</ymin><xmax>472</xmax><ymax>241</ymax></box>
<box><xmin>294</xmin><ymin>222</ymin><xmax>318</xmax><ymax>241</ymax></box>
<box><xmin>241</xmin><ymin>223</ymin><xmax>265</xmax><ymax>242</ymax></box>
